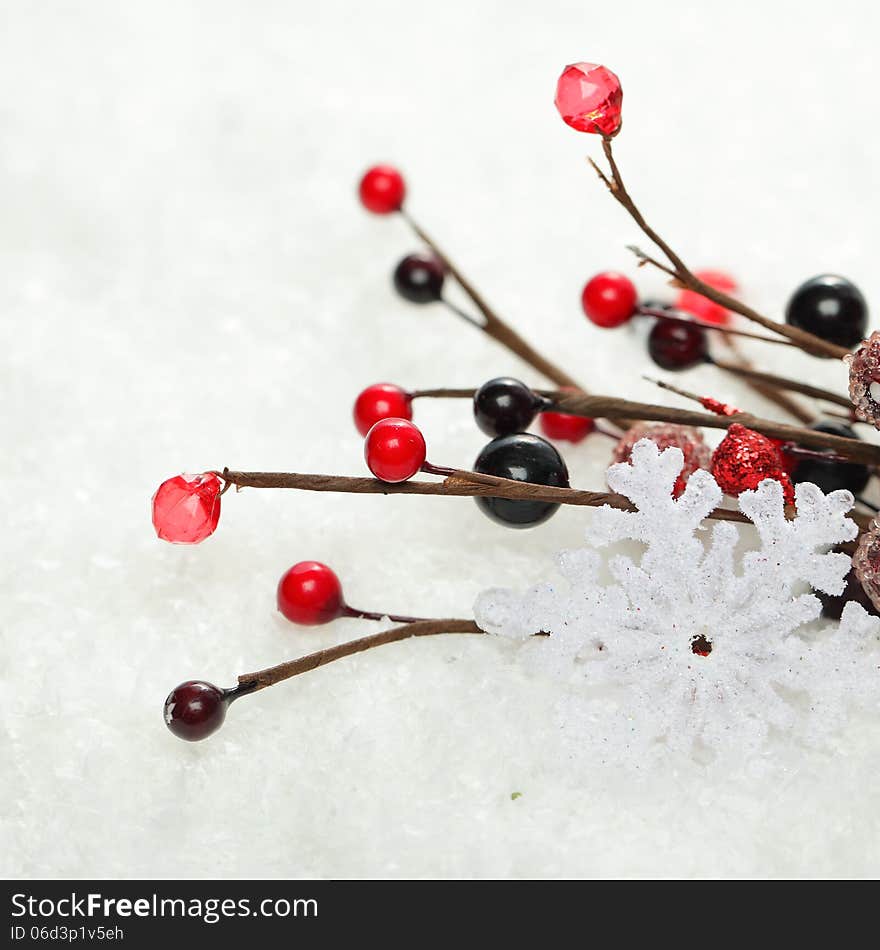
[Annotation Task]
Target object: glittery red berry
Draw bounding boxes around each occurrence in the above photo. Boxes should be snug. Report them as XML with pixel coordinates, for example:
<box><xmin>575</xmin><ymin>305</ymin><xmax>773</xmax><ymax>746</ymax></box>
<box><xmin>711</xmin><ymin>424</ymin><xmax>794</xmax><ymax>504</ymax></box>
<box><xmin>358</xmin><ymin>165</ymin><xmax>406</xmax><ymax>214</ymax></box>
<box><xmin>164</xmin><ymin>681</ymin><xmax>228</xmax><ymax>741</ymax></box>
<box><xmin>353</xmin><ymin>383</ymin><xmax>412</xmax><ymax>437</ymax></box>
<box><xmin>152</xmin><ymin>472</ymin><xmax>222</xmax><ymax>544</ymax></box>
<box><xmin>277</xmin><ymin>561</ymin><xmax>346</xmax><ymax>625</ymax></box>
<box><xmin>539</xmin><ymin>388</ymin><xmax>595</xmax><ymax>443</ymax></box>
<box><xmin>365</xmin><ymin>418</ymin><xmax>427</xmax><ymax>483</ymax></box>
<box><xmin>581</xmin><ymin>271</ymin><xmax>637</xmax><ymax>328</ymax></box>
<box><xmin>554</xmin><ymin>63</ymin><xmax>623</xmax><ymax>137</ymax></box>
<box><xmin>676</xmin><ymin>270</ymin><xmax>737</xmax><ymax>326</ymax></box>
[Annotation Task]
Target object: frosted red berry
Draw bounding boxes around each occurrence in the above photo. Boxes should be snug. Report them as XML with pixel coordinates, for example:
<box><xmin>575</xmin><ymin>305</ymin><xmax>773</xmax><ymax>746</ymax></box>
<box><xmin>353</xmin><ymin>383</ymin><xmax>412</xmax><ymax>437</ymax></box>
<box><xmin>711</xmin><ymin>424</ymin><xmax>794</xmax><ymax>504</ymax></box>
<box><xmin>365</xmin><ymin>418</ymin><xmax>427</xmax><ymax>483</ymax></box>
<box><xmin>277</xmin><ymin>561</ymin><xmax>345</xmax><ymax>625</ymax></box>
<box><xmin>676</xmin><ymin>269</ymin><xmax>737</xmax><ymax>326</ymax></box>
<box><xmin>164</xmin><ymin>680</ymin><xmax>227</xmax><ymax>741</ymax></box>
<box><xmin>358</xmin><ymin>165</ymin><xmax>406</xmax><ymax>214</ymax></box>
<box><xmin>613</xmin><ymin>423</ymin><xmax>711</xmax><ymax>498</ymax></box>
<box><xmin>539</xmin><ymin>388</ymin><xmax>595</xmax><ymax>443</ymax></box>
<box><xmin>152</xmin><ymin>472</ymin><xmax>222</xmax><ymax>544</ymax></box>
<box><xmin>554</xmin><ymin>63</ymin><xmax>623</xmax><ymax>137</ymax></box>
<box><xmin>581</xmin><ymin>271</ymin><xmax>638</xmax><ymax>328</ymax></box>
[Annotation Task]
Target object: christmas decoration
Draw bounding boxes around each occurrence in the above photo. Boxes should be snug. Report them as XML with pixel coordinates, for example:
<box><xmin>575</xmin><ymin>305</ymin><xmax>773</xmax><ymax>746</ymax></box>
<box><xmin>154</xmin><ymin>58</ymin><xmax>880</xmax><ymax>765</ymax></box>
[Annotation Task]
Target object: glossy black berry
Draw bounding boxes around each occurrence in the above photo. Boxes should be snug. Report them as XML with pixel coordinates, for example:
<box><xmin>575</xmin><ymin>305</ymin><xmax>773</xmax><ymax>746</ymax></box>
<box><xmin>164</xmin><ymin>680</ymin><xmax>228</xmax><ymax>741</ymax></box>
<box><xmin>790</xmin><ymin>420</ymin><xmax>871</xmax><ymax>495</ymax></box>
<box><xmin>785</xmin><ymin>275</ymin><xmax>868</xmax><ymax>349</ymax></box>
<box><xmin>647</xmin><ymin>317</ymin><xmax>708</xmax><ymax>371</ymax></box>
<box><xmin>393</xmin><ymin>252</ymin><xmax>445</xmax><ymax>304</ymax></box>
<box><xmin>473</xmin><ymin>433</ymin><xmax>569</xmax><ymax>528</ymax></box>
<box><xmin>473</xmin><ymin>377</ymin><xmax>541</xmax><ymax>437</ymax></box>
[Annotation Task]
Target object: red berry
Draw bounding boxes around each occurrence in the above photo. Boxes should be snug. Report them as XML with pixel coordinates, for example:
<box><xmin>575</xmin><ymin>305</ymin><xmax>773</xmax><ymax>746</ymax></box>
<box><xmin>676</xmin><ymin>269</ymin><xmax>737</xmax><ymax>326</ymax></box>
<box><xmin>539</xmin><ymin>388</ymin><xmax>595</xmax><ymax>443</ymax></box>
<box><xmin>364</xmin><ymin>418</ymin><xmax>427</xmax><ymax>483</ymax></box>
<box><xmin>358</xmin><ymin>165</ymin><xmax>406</xmax><ymax>214</ymax></box>
<box><xmin>152</xmin><ymin>472</ymin><xmax>222</xmax><ymax>544</ymax></box>
<box><xmin>277</xmin><ymin>561</ymin><xmax>346</xmax><ymax>625</ymax></box>
<box><xmin>164</xmin><ymin>681</ymin><xmax>228</xmax><ymax>741</ymax></box>
<box><xmin>353</xmin><ymin>383</ymin><xmax>412</xmax><ymax>437</ymax></box>
<box><xmin>554</xmin><ymin>63</ymin><xmax>623</xmax><ymax>137</ymax></box>
<box><xmin>581</xmin><ymin>271</ymin><xmax>638</xmax><ymax>328</ymax></box>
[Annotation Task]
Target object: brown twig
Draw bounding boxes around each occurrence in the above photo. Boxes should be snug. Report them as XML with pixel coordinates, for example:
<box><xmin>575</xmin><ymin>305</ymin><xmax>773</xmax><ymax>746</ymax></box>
<box><xmin>591</xmin><ymin>137</ymin><xmax>850</xmax><ymax>361</ymax></box>
<box><xmin>637</xmin><ymin>308</ymin><xmax>795</xmax><ymax>347</ymax></box>
<box><xmin>238</xmin><ymin>619</ymin><xmax>483</xmax><ymax>691</ymax></box>
<box><xmin>709</xmin><ymin>357</ymin><xmax>853</xmax><ymax>410</ymax></box>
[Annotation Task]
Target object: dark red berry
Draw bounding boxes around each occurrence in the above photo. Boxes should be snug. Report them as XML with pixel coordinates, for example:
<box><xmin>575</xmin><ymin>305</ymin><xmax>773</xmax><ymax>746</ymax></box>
<box><xmin>164</xmin><ymin>681</ymin><xmax>228</xmax><ymax>742</ymax></box>
<box><xmin>786</xmin><ymin>275</ymin><xmax>868</xmax><ymax>349</ymax></box>
<box><xmin>473</xmin><ymin>377</ymin><xmax>540</xmax><ymax>437</ymax></box>
<box><xmin>358</xmin><ymin>165</ymin><xmax>405</xmax><ymax>214</ymax></box>
<box><xmin>393</xmin><ymin>253</ymin><xmax>445</xmax><ymax>304</ymax></box>
<box><xmin>277</xmin><ymin>561</ymin><xmax>345</xmax><ymax>625</ymax></box>
<box><xmin>581</xmin><ymin>271</ymin><xmax>637</xmax><ymax>328</ymax></box>
<box><xmin>648</xmin><ymin>317</ymin><xmax>708</xmax><ymax>370</ymax></box>
<box><xmin>365</xmin><ymin>418</ymin><xmax>427</xmax><ymax>483</ymax></box>
<box><xmin>353</xmin><ymin>383</ymin><xmax>412</xmax><ymax>437</ymax></box>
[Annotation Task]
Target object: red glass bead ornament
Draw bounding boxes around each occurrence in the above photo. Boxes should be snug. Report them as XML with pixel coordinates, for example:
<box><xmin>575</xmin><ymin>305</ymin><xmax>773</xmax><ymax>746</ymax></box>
<box><xmin>613</xmin><ymin>423</ymin><xmax>711</xmax><ymax>498</ymax></box>
<box><xmin>711</xmin><ymin>424</ymin><xmax>795</xmax><ymax>504</ymax></box>
<box><xmin>164</xmin><ymin>681</ymin><xmax>228</xmax><ymax>741</ymax></box>
<box><xmin>277</xmin><ymin>561</ymin><xmax>345</xmax><ymax>625</ymax></box>
<box><xmin>539</xmin><ymin>388</ymin><xmax>595</xmax><ymax>443</ymax></box>
<box><xmin>152</xmin><ymin>472</ymin><xmax>222</xmax><ymax>544</ymax></box>
<box><xmin>365</xmin><ymin>417</ymin><xmax>427</xmax><ymax>483</ymax></box>
<box><xmin>358</xmin><ymin>165</ymin><xmax>406</xmax><ymax>214</ymax></box>
<box><xmin>353</xmin><ymin>383</ymin><xmax>412</xmax><ymax>437</ymax></box>
<box><xmin>676</xmin><ymin>269</ymin><xmax>737</xmax><ymax>326</ymax></box>
<box><xmin>581</xmin><ymin>271</ymin><xmax>638</xmax><ymax>328</ymax></box>
<box><xmin>554</xmin><ymin>63</ymin><xmax>623</xmax><ymax>137</ymax></box>
<box><xmin>846</xmin><ymin>330</ymin><xmax>880</xmax><ymax>429</ymax></box>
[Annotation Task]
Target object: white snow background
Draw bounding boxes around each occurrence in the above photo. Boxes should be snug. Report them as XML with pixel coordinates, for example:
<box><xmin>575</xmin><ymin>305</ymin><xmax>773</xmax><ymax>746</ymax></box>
<box><xmin>2</xmin><ymin>0</ymin><xmax>879</xmax><ymax>878</ymax></box>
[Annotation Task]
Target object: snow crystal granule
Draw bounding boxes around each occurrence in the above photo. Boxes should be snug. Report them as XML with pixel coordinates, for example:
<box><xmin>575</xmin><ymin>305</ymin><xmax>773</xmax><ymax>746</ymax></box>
<box><xmin>474</xmin><ymin>440</ymin><xmax>880</xmax><ymax>763</ymax></box>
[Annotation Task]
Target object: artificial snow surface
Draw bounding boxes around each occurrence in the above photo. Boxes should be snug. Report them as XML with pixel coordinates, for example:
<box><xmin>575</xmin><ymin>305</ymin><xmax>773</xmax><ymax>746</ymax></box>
<box><xmin>3</xmin><ymin>0</ymin><xmax>880</xmax><ymax>879</ymax></box>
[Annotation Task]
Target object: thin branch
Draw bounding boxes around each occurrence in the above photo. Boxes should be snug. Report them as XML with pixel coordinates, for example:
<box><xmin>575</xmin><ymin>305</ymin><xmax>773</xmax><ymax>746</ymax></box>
<box><xmin>597</xmin><ymin>139</ymin><xmax>850</xmax><ymax>360</ymax></box>
<box><xmin>709</xmin><ymin>357</ymin><xmax>853</xmax><ymax>410</ymax></box>
<box><xmin>637</xmin><ymin>307</ymin><xmax>795</xmax><ymax>347</ymax></box>
<box><xmin>238</xmin><ymin>619</ymin><xmax>483</xmax><ymax>691</ymax></box>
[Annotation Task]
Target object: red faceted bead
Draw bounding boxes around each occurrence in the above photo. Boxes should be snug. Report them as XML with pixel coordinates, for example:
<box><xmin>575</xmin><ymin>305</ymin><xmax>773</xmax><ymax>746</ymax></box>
<box><xmin>152</xmin><ymin>473</ymin><xmax>222</xmax><ymax>544</ymax></box>
<box><xmin>539</xmin><ymin>388</ymin><xmax>595</xmax><ymax>443</ymax></box>
<box><xmin>353</xmin><ymin>383</ymin><xmax>412</xmax><ymax>437</ymax></box>
<box><xmin>365</xmin><ymin>418</ymin><xmax>427</xmax><ymax>483</ymax></box>
<box><xmin>581</xmin><ymin>271</ymin><xmax>638</xmax><ymax>328</ymax></box>
<box><xmin>358</xmin><ymin>165</ymin><xmax>406</xmax><ymax>214</ymax></box>
<box><xmin>277</xmin><ymin>561</ymin><xmax>346</xmax><ymax>625</ymax></box>
<box><xmin>676</xmin><ymin>270</ymin><xmax>737</xmax><ymax>326</ymax></box>
<box><xmin>554</xmin><ymin>63</ymin><xmax>623</xmax><ymax>137</ymax></box>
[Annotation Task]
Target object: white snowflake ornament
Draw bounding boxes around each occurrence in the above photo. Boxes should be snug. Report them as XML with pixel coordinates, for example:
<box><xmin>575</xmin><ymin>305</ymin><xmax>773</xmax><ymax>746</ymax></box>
<box><xmin>474</xmin><ymin>439</ymin><xmax>880</xmax><ymax>763</ymax></box>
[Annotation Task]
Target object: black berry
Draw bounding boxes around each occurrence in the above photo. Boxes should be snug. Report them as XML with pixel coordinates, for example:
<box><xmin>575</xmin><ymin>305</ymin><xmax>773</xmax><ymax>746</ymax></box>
<box><xmin>393</xmin><ymin>252</ymin><xmax>445</xmax><ymax>304</ymax></box>
<box><xmin>473</xmin><ymin>377</ymin><xmax>541</xmax><ymax>437</ymax></box>
<box><xmin>647</xmin><ymin>317</ymin><xmax>708</xmax><ymax>370</ymax></box>
<box><xmin>790</xmin><ymin>420</ymin><xmax>871</xmax><ymax>496</ymax></box>
<box><xmin>164</xmin><ymin>680</ymin><xmax>228</xmax><ymax>741</ymax></box>
<box><xmin>473</xmin><ymin>433</ymin><xmax>569</xmax><ymax>528</ymax></box>
<box><xmin>785</xmin><ymin>275</ymin><xmax>868</xmax><ymax>349</ymax></box>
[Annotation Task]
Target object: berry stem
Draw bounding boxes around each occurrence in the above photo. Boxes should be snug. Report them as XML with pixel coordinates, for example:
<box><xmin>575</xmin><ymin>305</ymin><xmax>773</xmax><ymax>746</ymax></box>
<box><xmin>708</xmin><ymin>356</ymin><xmax>852</xmax><ymax>409</ymax></box>
<box><xmin>237</xmin><ymin>619</ymin><xmax>483</xmax><ymax>692</ymax></box>
<box><xmin>218</xmin><ymin>467</ymin><xmax>812</xmax><ymax>530</ymax></box>
<box><xmin>591</xmin><ymin>137</ymin><xmax>850</xmax><ymax>361</ymax></box>
<box><xmin>399</xmin><ymin>208</ymin><xmax>585</xmax><ymax>390</ymax></box>
<box><xmin>637</xmin><ymin>307</ymin><xmax>796</xmax><ymax>347</ymax></box>
<box><xmin>341</xmin><ymin>606</ymin><xmax>432</xmax><ymax>624</ymax></box>
<box><xmin>440</xmin><ymin>298</ymin><xmax>486</xmax><ymax>330</ymax></box>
